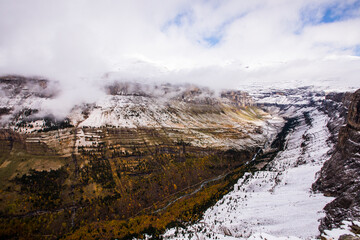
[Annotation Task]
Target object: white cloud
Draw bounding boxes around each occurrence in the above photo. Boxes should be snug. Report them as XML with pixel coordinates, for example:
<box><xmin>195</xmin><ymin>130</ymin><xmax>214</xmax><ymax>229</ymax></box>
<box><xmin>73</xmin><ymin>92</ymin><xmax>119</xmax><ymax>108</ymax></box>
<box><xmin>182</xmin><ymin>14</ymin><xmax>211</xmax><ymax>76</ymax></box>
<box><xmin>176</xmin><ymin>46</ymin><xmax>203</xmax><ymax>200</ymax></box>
<box><xmin>0</xmin><ymin>0</ymin><xmax>359</xmax><ymax>101</ymax></box>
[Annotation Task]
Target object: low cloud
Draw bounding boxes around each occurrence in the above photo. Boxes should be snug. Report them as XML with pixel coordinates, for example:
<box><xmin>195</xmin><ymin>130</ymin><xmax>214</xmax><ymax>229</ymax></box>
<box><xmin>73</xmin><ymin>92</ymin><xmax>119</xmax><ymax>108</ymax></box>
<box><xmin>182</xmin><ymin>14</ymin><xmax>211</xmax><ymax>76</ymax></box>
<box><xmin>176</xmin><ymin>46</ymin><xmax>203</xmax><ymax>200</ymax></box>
<box><xmin>0</xmin><ymin>0</ymin><xmax>359</xmax><ymax>116</ymax></box>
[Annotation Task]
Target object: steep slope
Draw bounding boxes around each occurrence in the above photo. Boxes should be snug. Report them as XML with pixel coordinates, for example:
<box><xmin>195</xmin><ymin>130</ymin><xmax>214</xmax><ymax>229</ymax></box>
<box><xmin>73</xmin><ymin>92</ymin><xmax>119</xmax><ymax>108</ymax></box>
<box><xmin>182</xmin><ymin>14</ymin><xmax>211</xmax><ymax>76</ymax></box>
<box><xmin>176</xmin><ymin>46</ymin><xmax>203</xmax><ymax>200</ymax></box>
<box><xmin>163</xmin><ymin>107</ymin><xmax>334</xmax><ymax>240</ymax></box>
<box><xmin>0</xmin><ymin>76</ymin><xmax>284</xmax><ymax>239</ymax></box>
<box><xmin>313</xmin><ymin>89</ymin><xmax>360</xmax><ymax>231</ymax></box>
<box><xmin>2</xmin><ymin>76</ymin><xmax>356</xmax><ymax>239</ymax></box>
<box><xmin>160</xmin><ymin>88</ymin><xmax>360</xmax><ymax>240</ymax></box>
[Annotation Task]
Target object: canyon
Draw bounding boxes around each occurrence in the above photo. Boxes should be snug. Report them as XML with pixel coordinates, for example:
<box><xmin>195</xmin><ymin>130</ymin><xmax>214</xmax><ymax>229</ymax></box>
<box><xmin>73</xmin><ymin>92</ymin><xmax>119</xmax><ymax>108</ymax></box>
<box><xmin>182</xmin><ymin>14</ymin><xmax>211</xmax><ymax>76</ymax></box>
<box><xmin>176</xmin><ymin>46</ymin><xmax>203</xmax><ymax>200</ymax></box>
<box><xmin>0</xmin><ymin>75</ymin><xmax>359</xmax><ymax>239</ymax></box>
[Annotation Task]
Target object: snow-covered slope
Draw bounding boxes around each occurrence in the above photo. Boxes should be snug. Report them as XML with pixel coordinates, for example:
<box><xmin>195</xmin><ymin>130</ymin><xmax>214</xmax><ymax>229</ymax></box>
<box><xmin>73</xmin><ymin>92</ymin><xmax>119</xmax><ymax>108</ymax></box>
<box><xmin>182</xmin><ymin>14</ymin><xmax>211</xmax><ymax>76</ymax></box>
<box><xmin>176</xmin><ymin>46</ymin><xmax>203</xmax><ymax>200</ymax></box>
<box><xmin>163</xmin><ymin>107</ymin><xmax>335</xmax><ymax>240</ymax></box>
<box><xmin>0</xmin><ymin>78</ymin><xmax>284</xmax><ymax>151</ymax></box>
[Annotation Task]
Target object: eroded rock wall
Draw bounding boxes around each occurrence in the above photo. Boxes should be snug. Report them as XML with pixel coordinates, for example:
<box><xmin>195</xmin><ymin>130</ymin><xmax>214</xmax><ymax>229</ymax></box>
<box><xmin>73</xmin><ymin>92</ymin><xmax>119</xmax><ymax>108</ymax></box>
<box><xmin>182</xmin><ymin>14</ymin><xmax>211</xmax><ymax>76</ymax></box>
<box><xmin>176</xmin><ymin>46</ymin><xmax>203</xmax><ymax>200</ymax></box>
<box><xmin>313</xmin><ymin>89</ymin><xmax>360</xmax><ymax>231</ymax></box>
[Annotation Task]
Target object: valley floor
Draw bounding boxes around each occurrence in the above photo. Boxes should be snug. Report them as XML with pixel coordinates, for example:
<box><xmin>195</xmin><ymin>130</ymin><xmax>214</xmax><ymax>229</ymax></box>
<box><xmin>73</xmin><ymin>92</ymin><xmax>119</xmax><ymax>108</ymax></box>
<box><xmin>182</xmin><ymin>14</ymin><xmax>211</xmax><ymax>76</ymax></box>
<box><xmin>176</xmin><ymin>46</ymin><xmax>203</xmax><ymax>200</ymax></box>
<box><xmin>163</xmin><ymin>108</ymin><xmax>337</xmax><ymax>240</ymax></box>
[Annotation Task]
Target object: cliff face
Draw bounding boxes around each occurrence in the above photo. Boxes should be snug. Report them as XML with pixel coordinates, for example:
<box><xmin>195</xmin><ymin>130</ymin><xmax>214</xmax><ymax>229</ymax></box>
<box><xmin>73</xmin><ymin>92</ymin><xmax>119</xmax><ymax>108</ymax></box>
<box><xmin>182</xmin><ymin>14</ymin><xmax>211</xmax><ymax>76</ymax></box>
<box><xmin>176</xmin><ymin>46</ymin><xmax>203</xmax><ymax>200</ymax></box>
<box><xmin>0</xmin><ymin>76</ymin><xmax>283</xmax><ymax>239</ymax></box>
<box><xmin>320</xmin><ymin>92</ymin><xmax>352</xmax><ymax>144</ymax></box>
<box><xmin>348</xmin><ymin>90</ymin><xmax>360</xmax><ymax>130</ymax></box>
<box><xmin>313</xmin><ymin>89</ymin><xmax>360</xmax><ymax>231</ymax></box>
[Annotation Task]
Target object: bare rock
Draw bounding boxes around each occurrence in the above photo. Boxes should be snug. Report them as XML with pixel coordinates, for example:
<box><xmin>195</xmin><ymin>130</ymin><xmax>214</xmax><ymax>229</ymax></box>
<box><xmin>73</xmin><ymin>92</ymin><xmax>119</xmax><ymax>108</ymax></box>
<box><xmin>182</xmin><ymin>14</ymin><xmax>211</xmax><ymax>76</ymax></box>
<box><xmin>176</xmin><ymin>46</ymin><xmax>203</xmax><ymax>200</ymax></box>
<box><xmin>338</xmin><ymin>234</ymin><xmax>360</xmax><ymax>240</ymax></box>
<box><xmin>313</xmin><ymin>89</ymin><xmax>360</xmax><ymax>231</ymax></box>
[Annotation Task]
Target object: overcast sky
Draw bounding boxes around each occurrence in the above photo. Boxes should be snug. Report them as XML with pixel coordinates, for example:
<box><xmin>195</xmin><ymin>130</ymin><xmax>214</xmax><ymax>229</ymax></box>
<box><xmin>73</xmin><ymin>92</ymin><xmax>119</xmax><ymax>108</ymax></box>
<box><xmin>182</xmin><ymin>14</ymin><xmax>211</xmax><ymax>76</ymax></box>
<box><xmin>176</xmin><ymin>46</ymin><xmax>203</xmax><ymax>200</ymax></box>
<box><xmin>0</xmin><ymin>0</ymin><xmax>359</xmax><ymax>91</ymax></box>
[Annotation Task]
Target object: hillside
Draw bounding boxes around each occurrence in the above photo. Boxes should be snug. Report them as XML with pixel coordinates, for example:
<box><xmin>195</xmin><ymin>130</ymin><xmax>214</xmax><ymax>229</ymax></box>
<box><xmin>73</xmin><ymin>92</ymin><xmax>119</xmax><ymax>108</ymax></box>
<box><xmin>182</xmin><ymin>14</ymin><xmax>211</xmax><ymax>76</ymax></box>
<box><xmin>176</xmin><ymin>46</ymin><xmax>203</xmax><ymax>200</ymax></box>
<box><xmin>0</xmin><ymin>76</ymin><xmax>282</xmax><ymax>239</ymax></box>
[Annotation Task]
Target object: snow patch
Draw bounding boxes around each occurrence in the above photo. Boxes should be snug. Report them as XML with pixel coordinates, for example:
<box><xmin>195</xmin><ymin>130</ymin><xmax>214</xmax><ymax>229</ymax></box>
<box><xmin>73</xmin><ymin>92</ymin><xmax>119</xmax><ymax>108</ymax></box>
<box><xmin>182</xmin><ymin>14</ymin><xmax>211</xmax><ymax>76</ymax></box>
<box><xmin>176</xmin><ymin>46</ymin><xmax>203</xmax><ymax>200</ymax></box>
<box><xmin>322</xmin><ymin>221</ymin><xmax>360</xmax><ymax>240</ymax></box>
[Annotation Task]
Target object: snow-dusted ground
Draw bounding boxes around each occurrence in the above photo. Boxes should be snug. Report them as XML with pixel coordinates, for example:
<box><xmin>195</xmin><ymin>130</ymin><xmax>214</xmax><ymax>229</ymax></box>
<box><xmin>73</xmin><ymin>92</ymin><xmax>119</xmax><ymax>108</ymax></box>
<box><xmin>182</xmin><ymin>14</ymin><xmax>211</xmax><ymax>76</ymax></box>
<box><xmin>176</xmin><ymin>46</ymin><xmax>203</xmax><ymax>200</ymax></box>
<box><xmin>322</xmin><ymin>220</ymin><xmax>360</xmax><ymax>240</ymax></box>
<box><xmin>163</xmin><ymin>108</ymin><xmax>336</xmax><ymax>240</ymax></box>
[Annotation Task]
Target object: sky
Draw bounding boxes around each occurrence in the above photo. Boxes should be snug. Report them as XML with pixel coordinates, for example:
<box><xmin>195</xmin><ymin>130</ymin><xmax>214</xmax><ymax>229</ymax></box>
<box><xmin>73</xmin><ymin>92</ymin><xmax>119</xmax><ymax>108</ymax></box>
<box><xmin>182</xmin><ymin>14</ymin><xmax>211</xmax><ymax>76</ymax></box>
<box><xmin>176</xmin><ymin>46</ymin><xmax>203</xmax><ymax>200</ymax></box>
<box><xmin>0</xmin><ymin>0</ymin><xmax>360</xmax><ymax>93</ymax></box>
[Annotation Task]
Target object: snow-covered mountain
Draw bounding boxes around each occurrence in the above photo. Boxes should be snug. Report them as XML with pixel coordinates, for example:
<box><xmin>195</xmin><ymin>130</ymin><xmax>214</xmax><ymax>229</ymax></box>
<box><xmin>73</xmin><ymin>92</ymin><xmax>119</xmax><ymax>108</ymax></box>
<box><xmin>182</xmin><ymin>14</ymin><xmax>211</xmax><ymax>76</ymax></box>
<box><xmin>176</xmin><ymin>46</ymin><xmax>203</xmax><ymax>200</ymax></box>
<box><xmin>0</xmin><ymin>75</ymin><xmax>359</xmax><ymax>240</ymax></box>
<box><xmin>0</xmin><ymin>76</ymin><xmax>288</xmax><ymax>160</ymax></box>
<box><xmin>0</xmin><ymin>75</ymin><xmax>284</xmax><ymax>239</ymax></box>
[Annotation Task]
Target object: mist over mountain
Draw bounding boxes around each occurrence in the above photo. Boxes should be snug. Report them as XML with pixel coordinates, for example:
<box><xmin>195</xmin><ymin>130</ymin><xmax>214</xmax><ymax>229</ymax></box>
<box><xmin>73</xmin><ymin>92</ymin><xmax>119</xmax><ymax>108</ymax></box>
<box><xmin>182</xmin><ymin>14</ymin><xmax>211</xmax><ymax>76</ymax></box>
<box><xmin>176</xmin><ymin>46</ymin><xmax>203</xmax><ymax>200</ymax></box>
<box><xmin>1</xmin><ymin>0</ymin><xmax>360</xmax><ymax>100</ymax></box>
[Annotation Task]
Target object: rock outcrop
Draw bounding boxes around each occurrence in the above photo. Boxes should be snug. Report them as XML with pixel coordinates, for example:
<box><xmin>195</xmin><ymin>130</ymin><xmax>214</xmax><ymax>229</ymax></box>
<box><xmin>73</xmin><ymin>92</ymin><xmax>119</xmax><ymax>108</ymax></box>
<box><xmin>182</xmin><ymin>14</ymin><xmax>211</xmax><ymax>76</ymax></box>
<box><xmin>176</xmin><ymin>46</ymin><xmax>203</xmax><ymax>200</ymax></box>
<box><xmin>320</xmin><ymin>92</ymin><xmax>352</xmax><ymax>144</ymax></box>
<box><xmin>221</xmin><ymin>90</ymin><xmax>253</xmax><ymax>107</ymax></box>
<box><xmin>313</xmin><ymin>88</ymin><xmax>360</xmax><ymax>231</ymax></box>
